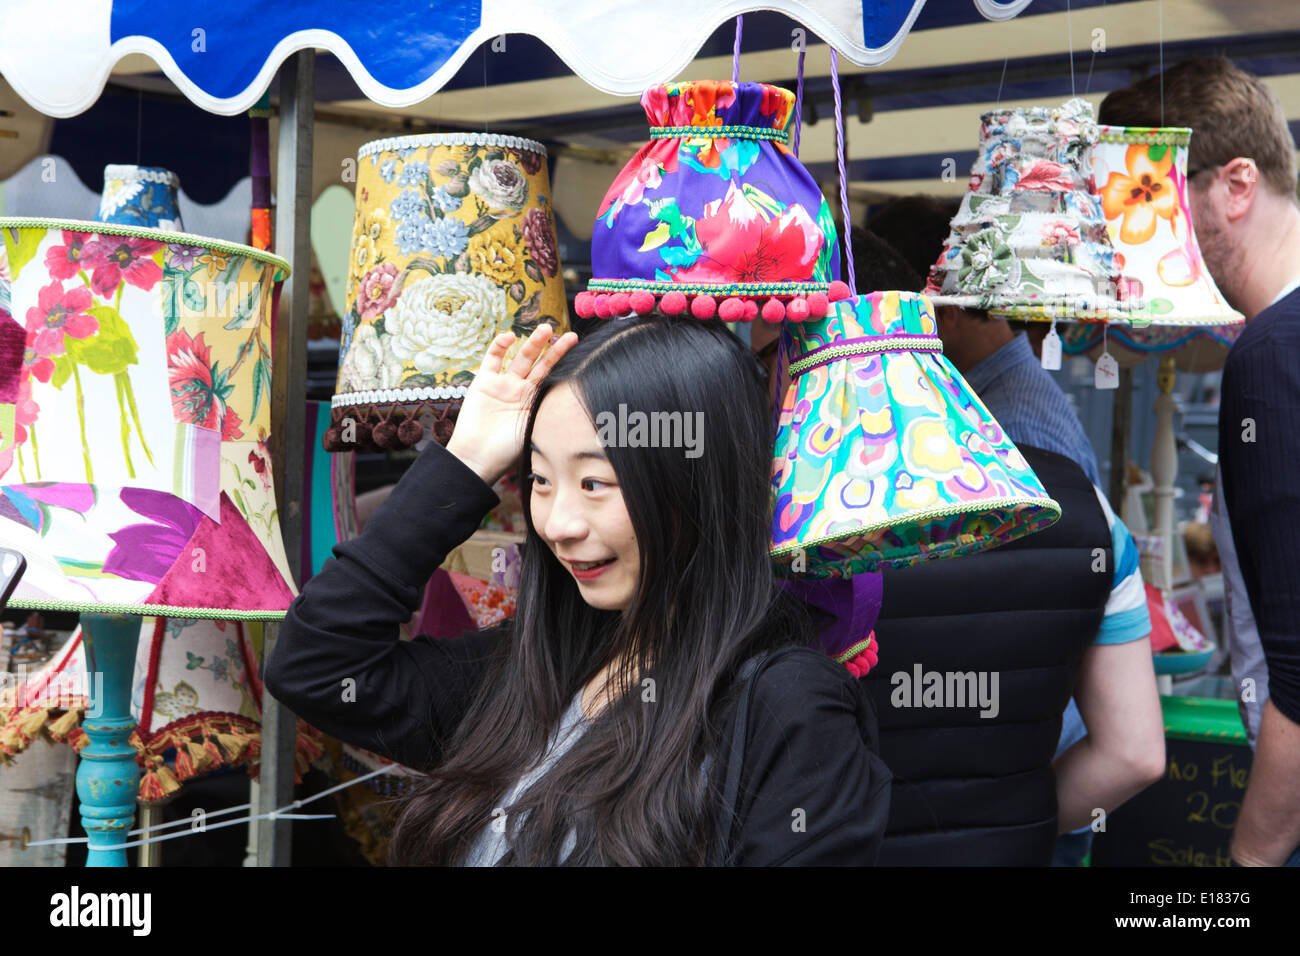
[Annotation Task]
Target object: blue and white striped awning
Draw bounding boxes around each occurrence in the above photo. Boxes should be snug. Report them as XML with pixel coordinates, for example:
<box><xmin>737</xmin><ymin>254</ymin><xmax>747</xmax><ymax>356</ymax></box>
<box><xmin>0</xmin><ymin>0</ymin><xmax>1032</xmax><ymax>117</ymax></box>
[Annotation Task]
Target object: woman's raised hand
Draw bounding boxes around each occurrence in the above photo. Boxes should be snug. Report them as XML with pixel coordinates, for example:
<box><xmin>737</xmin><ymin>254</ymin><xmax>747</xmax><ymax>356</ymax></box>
<box><xmin>445</xmin><ymin>323</ymin><xmax>579</xmax><ymax>486</ymax></box>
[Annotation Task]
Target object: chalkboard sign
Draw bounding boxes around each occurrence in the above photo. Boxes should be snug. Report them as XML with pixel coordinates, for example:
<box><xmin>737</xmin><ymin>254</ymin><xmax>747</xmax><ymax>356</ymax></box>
<box><xmin>1091</xmin><ymin>697</ymin><xmax>1251</xmax><ymax>867</ymax></box>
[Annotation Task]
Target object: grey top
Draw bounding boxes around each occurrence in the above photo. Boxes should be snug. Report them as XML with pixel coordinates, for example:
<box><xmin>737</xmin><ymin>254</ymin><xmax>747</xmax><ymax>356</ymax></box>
<box><xmin>463</xmin><ymin>691</ymin><xmax>588</xmax><ymax>866</ymax></box>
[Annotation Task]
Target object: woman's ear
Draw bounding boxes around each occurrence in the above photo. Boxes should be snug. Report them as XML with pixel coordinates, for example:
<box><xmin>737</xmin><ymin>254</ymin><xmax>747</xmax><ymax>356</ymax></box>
<box><xmin>1221</xmin><ymin>157</ymin><xmax>1259</xmax><ymax>222</ymax></box>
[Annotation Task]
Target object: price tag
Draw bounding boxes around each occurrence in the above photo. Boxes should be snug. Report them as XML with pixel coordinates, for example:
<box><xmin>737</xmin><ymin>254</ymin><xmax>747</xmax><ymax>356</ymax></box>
<box><xmin>1095</xmin><ymin>350</ymin><xmax>1120</xmax><ymax>389</ymax></box>
<box><xmin>1040</xmin><ymin>326</ymin><xmax>1062</xmax><ymax>370</ymax></box>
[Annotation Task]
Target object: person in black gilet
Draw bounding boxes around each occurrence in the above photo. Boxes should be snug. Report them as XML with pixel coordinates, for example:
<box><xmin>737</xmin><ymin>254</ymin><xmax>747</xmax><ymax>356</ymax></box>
<box><xmin>863</xmin><ymin>446</ymin><xmax>1114</xmax><ymax>866</ymax></box>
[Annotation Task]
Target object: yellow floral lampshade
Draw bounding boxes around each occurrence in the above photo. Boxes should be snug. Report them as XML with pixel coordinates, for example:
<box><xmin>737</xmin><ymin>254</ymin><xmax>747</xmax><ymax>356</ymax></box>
<box><xmin>1059</xmin><ymin>125</ymin><xmax>1245</xmax><ymax>370</ymax></box>
<box><xmin>0</xmin><ymin>218</ymin><xmax>296</xmax><ymax>619</ymax></box>
<box><xmin>324</xmin><ymin>133</ymin><xmax>570</xmax><ymax>452</ymax></box>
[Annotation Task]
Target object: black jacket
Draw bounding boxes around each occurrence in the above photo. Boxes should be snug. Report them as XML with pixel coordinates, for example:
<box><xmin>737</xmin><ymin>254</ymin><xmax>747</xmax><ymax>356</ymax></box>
<box><xmin>862</xmin><ymin>446</ymin><xmax>1113</xmax><ymax>866</ymax></box>
<box><xmin>264</xmin><ymin>439</ymin><xmax>891</xmax><ymax>865</ymax></box>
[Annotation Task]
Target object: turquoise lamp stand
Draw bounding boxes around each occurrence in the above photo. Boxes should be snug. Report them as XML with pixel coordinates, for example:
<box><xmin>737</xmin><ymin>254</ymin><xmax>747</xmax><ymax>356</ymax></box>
<box><xmin>76</xmin><ymin>612</ymin><xmax>142</xmax><ymax>867</ymax></box>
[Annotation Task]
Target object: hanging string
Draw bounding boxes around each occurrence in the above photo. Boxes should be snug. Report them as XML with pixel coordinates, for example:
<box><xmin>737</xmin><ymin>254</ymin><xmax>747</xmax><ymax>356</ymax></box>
<box><xmin>1159</xmin><ymin>0</ymin><xmax>1165</xmax><ymax>124</ymax></box>
<box><xmin>793</xmin><ymin>46</ymin><xmax>807</xmax><ymax>156</ymax></box>
<box><xmin>995</xmin><ymin>55</ymin><xmax>1010</xmax><ymax>106</ymax></box>
<box><xmin>23</xmin><ymin>762</ymin><xmax>398</xmax><ymax>850</ymax></box>
<box><xmin>732</xmin><ymin>15</ymin><xmax>744</xmax><ymax>84</ymax></box>
<box><xmin>1083</xmin><ymin>0</ymin><xmax>1105</xmax><ymax>93</ymax></box>
<box><xmin>830</xmin><ymin>48</ymin><xmax>856</xmax><ymax>295</ymax></box>
<box><xmin>1066</xmin><ymin>0</ymin><xmax>1076</xmax><ymax>97</ymax></box>
<box><xmin>26</xmin><ymin>812</ymin><xmax>333</xmax><ymax>852</ymax></box>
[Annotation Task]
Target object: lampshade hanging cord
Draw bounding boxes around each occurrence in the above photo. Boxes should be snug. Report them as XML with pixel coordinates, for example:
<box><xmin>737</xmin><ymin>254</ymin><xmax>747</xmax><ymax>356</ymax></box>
<box><xmin>732</xmin><ymin>15</ymin><xmax>743</xmax><ymax>83</ymax></box>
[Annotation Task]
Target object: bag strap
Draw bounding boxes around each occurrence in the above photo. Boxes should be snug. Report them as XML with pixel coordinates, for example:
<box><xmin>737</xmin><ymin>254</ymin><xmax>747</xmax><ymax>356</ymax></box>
<box><xmin>708</xmin><ymin>646</ymin><xmax>804</xmax><ymax>866</ymax></box>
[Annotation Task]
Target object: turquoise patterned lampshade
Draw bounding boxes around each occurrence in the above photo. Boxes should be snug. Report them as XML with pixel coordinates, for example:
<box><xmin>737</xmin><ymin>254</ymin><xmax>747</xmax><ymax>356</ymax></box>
<box><xmin>770</xmin><ymin>291</ymin><xmax>1061</xmax><ymax>577</ymax></box>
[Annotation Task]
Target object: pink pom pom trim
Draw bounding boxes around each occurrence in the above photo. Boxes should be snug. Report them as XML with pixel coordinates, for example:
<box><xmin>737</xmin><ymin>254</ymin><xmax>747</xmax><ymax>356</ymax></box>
<box><xmin>761</xmin><ymin>298</ymin><xmax>785</xmax><ymax>323</ymax></box>
<box><xmin>828</xmin><ymin>280</ymin><xmax>852</xmax><ymax>302</ymax></box>
<box><xmin>609</xmin><ymin>292</ymin><xmax>631</xmax><ymax>316</ymax></box>
<box><xmin>574</xmin><ymin>292</ymin><xmax>596</xmax><ymax>319</ymax></box>
<box><xmin>718</xmin><ymin>297</ymin><xmax>746</xmax><ymax>322</ymax></box>
<box><xmin>629</xmin><ymin>290</ymin><xmax>655</xmax><ymax>315</ymax></box>
<box><xmin>743</xmin><ymin>301</ymin><xmax>759</xmax><ymax>322</ymax></box>
<box><xmin>690</xmin><ymin>295</ymin><xmax>717</xmax><ymax>320</ymax></box>
<box><xmin>806</xmin><ymin>292</ymin><xmax>829</xmax><ymax>318</ymax></box>
<box><xmin>786</xmin><ymin>298</ymin><xmax>809</xmax><ymax>322</ymax></box>
<box><xmin>593</xmin><ymin>295</ymin><xmax>612</xmax><ymax>318</ymax></box>
<box><xmin>660</xmin><ymin>291</ymin><xmax>688</xmax><ymax>316</ymax></box>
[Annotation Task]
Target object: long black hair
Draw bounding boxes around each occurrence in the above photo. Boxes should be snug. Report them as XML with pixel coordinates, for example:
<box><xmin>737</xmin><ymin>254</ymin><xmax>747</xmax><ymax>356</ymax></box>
<box><xmin>389</xmin><ymin>315</ymin><xmax>822</xmax><ymax>865</ymax></box>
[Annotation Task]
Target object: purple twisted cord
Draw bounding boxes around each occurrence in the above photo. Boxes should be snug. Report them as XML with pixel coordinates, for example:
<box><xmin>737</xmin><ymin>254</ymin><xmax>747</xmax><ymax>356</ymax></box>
<box><xmin>793</xmin><ymin>46</ymin><xmax>806</xmax><ymax>156</ymax></box>
<box><xmin>732</xmin><ymin>15</ymin><xmax>743</xmax><ymax>83</ymax></box>
<box><xmin>830</xmin><ymin>48</ymin><xmax>856</xmax><ymax>294</ymax></box>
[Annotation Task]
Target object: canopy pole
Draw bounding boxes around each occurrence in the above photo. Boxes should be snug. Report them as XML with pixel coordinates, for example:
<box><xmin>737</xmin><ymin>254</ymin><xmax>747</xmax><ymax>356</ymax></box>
<box><xmin>260</xmin><ymin>48</ymin><xmax>314</xmax><ymax>867</ymax></box>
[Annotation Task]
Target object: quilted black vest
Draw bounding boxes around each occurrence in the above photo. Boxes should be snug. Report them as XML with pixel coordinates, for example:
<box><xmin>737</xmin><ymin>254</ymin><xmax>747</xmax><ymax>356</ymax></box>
<box><xmin>862</xmin><ymin>446</ymin><xmax>1113</xmax><ymax>866</ymax></box>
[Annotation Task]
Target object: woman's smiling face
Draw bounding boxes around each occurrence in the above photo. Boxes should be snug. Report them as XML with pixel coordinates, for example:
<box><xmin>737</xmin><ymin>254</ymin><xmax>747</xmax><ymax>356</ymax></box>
<box><xmin>529</xmin><ymin>383</ymin><xmax>641</xmax><ymax>612</ymax></box>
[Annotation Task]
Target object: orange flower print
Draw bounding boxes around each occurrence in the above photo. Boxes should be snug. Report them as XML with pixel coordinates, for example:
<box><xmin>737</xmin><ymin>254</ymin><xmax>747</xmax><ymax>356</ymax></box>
<box><xmin>1100</xmin><ymin>144</ymin><xmax>1177</xmax><ymax>245</ymax></box>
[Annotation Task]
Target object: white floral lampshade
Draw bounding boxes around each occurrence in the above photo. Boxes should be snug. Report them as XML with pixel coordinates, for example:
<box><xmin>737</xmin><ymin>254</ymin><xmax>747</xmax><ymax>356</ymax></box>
<box><xmin>0</xmin><ymin>218</ymin><xmax>296</xmax><ymax>619</ymax></box>
<box><xmin>1058</xmin><ymin>125</ymin><xmax>1245</xmax><ymax>370</ymax></box>
<box><xmin>324</xmin><ymin>133</ymin><xmax>570</xmax><ymax>452</ymax></box>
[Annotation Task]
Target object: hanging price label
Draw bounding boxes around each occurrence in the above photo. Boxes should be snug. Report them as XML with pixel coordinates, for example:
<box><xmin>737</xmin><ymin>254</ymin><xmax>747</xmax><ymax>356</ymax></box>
<box><xmin>1040</xmin><ymin>327</ymin><xmax>1062</xmax><ymax>370</ymax></box>
<box><xmin>1095</xmin><ymin>350</ymin><xmax>1120</xmax><ymax>389</ymax></box>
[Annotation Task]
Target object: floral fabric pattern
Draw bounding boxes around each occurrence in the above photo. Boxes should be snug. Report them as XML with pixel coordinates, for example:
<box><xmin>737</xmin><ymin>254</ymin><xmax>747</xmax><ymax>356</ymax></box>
<box><xmin>338</xmin><ymin>136</ymin><xmax>568</xmax><ymax>402</ymax></box>
<box><xmin>927</xmin><ymin>98</ymin><xmax>1130</xmax><ymax>321</ymax></box>
<box><xmin>1084</xmin><ymin>127</ymin><xmax>1244</xmax><ymax>330</ymax></box>
<box><xmin>1099</xmin><ymin>144</ymin><xmax>1177</xmax><ymax>245</ymax></box>
<box><xmin>591</xmin><ymin>80</ymin><xmax>837</xmax><ymax>293</ymax></box>
<box><xmin>0</xmin><ymin>219</ymin><xmax>297</xmax><ymax>617</ymax></box>
<box><xmin>97</xmin><ymin>167</ymin><xmax>184</xmax><ymax>231</ymax></box>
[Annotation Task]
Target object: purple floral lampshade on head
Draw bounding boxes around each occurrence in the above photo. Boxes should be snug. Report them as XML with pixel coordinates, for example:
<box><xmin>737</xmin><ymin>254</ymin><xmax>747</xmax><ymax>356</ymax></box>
<box><xmin>576</xmin><ymin>80</ymin><xmax>851</xmax><ymax>323</ymax></box>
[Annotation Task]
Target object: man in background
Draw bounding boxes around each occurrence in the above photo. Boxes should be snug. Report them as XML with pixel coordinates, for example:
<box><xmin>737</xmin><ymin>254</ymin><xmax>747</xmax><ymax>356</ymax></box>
<box><xmin>759</xmin><ymin>223</ymin><xmax>1160</xmax><ymax>864</ymax></box>
<box><xmin>872</xmin><ymin>196</ymin><xmax>1160</xmax><ymax>866</ymax></box>
<box><xmin>1102</xmin><ymin>56</ymin><xmax>1300</xmax><ymax>866</ymax></box>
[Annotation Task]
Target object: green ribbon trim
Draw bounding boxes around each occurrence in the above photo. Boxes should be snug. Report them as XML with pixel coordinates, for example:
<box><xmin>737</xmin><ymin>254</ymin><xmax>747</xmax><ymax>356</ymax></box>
<box><xmin>588</xmin><ymin>278</ymin><xmax>827</xmax><ymax>296</ymax></box>
<box><xmin>788</xmin><ymin>337</ymin><xmax>943</xmax><ymax>376</ymax></box>
<box><xmin>1100</xmin><ymin>127</ymin><xmax>1192</xmax><ymax>146</ymax></box>
<box><xmin>835</xmin><ymin>636</ymin><xmax>874</xmax><ymax>665</ymax></box>
<box><xmin>648</xmin><ymin>124</ymin><xmax>789</xmax><ymax>143</ymax></box>
<box><xmin>0</xmin><ymin>217</ymin><xmax>291</xmax><ymax>279</ymax></box>
<box><xmin>4</xmin><ymin>597</ymin><xmax>288</xmax><ymax>620</ymax></box>
<box><xmin>768</xmin><ymin>495</ymin><xmax>1063</xmax><ymax>562</ymax></box>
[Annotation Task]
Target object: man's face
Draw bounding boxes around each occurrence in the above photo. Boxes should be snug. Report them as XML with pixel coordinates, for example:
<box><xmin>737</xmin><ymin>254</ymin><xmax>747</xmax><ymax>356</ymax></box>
<box><xmin>1188</xmin><ymin>171</ymin><xmax>1245</xmax><ymax>311</ymax></box>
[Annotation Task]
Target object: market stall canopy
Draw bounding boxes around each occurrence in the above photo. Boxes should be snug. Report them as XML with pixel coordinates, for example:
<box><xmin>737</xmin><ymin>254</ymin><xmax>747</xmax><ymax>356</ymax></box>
<box><xmin>0</xmin><ymin>0</ymin><xmax>1033</xmax><ymax>117</ymax></box>
<box><xmin>5</xmin><ymin>2</ymin><xmax>1298</xmax><ymax>247</ymax></box>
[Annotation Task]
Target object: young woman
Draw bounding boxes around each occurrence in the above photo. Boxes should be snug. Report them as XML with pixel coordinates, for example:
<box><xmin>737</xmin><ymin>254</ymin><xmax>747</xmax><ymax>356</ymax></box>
<box><xmin>265</xmin><ymin>316</ymin><xmax>890</xmax><ymax>866</ymax></box>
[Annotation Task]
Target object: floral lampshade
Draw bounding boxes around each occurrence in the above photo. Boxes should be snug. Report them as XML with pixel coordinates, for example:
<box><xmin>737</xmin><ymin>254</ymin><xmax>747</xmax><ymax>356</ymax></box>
<box><xmin>0</xmin><ymin>217</ymin><xmax>296</xmax><ymax>619</ymax></box>
<box><xmin>926</xmin><ymin>99</ymin><xmax>1137</xmax><ymax>323</ymax></box>
<box><xmin>324</xmin><ymin>133</ymin><xmax>569</xmax><ymax>452</ymax></box>
<box><xmin>770</xmin><ymin>291</ymin><xmax>1061</xmax><ymax>577</ymax></box>
<box><xmin>574</xmin><ymin>80</ymin><xmax>846</xmax><ymax>324</ymax></box>
<box><xmin>1057</xmin><ymin>125</ymin><xmax>1244</xmax><ymax>370</ymax></box>
<box><xmin>96</xmin><ymin>166</ymin><xmax>184</xmax><ymax>231</ymax></box>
